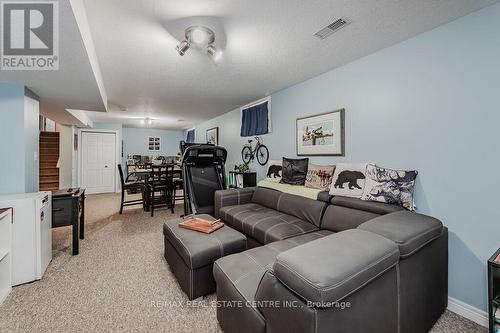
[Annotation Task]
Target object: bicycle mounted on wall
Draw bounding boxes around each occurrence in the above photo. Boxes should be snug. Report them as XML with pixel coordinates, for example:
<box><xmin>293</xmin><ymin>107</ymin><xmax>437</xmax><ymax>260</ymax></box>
<box><xmin>241</xmin><ymin>136</ymin><xmax>269</xmax><ymax>166</ymax></box>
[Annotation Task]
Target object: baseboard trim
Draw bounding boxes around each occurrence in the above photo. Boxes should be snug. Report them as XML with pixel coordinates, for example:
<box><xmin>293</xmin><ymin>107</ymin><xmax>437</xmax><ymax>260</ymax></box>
<box><xmin>447</xmin><ymin>296</ymin><xmax>488</xmax><ymax>328</ymax></box>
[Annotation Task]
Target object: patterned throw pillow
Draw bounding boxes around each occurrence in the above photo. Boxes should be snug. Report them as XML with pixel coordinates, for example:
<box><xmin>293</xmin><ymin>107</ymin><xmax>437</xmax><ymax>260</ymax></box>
<box><xmin>361</xmin><ymin>164</ymin><xmax>418</xmax><ymax>210</ymax></box>
<box><xmin>329</xmin><ymin>163</ymin><xmax>368</xmax><ymax>198</ymax></box>
<box><xmin>305</xmin><ymin>164</ymin><xmax>335</xmax><ymax>190</ymax></box>
<box><xmin>280</xmin><ymin>158</ymin><xmax>309</xmax><ymax>185</ymax></box>
<box><xmin>265</xmin><ymin>160</ymin><xmax>282</xmax><ymax>183</ymax></box>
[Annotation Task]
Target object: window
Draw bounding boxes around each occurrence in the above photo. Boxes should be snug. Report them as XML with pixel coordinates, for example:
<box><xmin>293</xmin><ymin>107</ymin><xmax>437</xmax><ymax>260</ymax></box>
<box><xmin>186</xmin><ymin>128</ymin><xmax>195</xmax><ymax>143</ymax></box>
<box><xmin>240</xmin><ymin>98</ymin><xmax>271</xmax><ymax>137</ymax></box>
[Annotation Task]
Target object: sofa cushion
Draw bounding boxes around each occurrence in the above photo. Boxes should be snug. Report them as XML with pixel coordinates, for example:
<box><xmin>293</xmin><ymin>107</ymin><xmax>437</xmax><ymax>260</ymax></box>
<box><xmin>321</xmin><ymin>197</ymin><xmax>404</xmax><ymax>232</ymax></box>
<box><xmin>251</xmin><ymin>187</ymin><xmax>282</xmax><ymax>210</ymax></box>
<box><xmin>305</xmin><ymin>163</ymin><xmax>335</xmax><ymax>190</ymax></box>
<box><xmin>280</xmin><ymin>157</ymin><xmax>309</xmax><ymax>185</ymax></box>
<box><xmin>358</xmin><ymin>211</ymin><xmax>443</xmax><ymax>257</ymax></box>
<box><xmin>251</xmin><ymin>187</ymin><xmax>326</xmax><ymax>227</ymax></box>
<box><xmin>273</xmin><ymin>229</ymin><xmax>399</xmax><ymax>305</ymax></box>
<box><xmin>213</xmin><ymin>230</ymin><xmax>333</xmax><ymax>304</ymax></box>
<box><xmin>321</xmin><ymin>205</ymin><xmax>379</xmax><ymax>232</ymax></box>
<box><xmin>331</xmin><ymin>196</ymin><xmax>404</xmax><ymax>215</ymax></box>
<box><xmin>220</xmin><ymin>203</ymin><xmax>319</xmax><ymax>244</ymax></box>
<box><xmin>361</xmin><ymin>164</ymin><xmax>418</xmax><ymax>210</ymax></box>
<box><xmin>214</xmin><ymin>187</ymin><xmax>256</xmax><ymax>218</ymax></box>
<box><xmin>219</xmin><ymin>202</ymin><xmax>274</xmax><ymax>227</ymax></box>
<box><xmin>329</xmin><ymin>163</ymin><xmax>368</xmax><ymax>198</ymax></box>
<box><xmin>162</xmin><ymin>214</ymin><xmax>247</xmax><ymax>269</ymax></box>
<box><xmin>265</xmin><ymin>160</ymin><xmax>282</xmax><ymax>182</ymax></box>
<box><xmin>277</xmin><ymin>192</ymin><xmax>326</xmax><ymax>227</ymax></box>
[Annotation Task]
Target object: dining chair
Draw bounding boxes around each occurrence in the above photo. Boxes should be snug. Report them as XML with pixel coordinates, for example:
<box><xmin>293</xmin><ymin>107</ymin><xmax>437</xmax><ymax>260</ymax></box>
<box><xmin>118</xmin><ymin>164</ymin><xmax>146</xmax><ymax>214</ymax></box>
<box><xmin>148</xmin><ymin>164</ymin><xmax>175</xmax><ymax>217</ymax></box>
<box><xmin>172</xmin><ymin>177</ymin><xmax>184</xmax><ymax>209</ymax></box>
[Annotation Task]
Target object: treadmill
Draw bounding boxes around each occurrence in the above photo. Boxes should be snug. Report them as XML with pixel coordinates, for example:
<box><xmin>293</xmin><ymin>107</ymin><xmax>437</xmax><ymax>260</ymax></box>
<box><xmin>181</xmin><ymin>144</ymin><xmax>227</xmax><ymax>216</ymax></box>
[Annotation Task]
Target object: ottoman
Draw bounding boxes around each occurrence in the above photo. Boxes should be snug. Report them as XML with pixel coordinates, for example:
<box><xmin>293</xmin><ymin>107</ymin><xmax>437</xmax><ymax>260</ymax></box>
<box><xmin>163</xmin><ymin>214</ymin><xmax>247</xmax><ymax>300</ymax></box>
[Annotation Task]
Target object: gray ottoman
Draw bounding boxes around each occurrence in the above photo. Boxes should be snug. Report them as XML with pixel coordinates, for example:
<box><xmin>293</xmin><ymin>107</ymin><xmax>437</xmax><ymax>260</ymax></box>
<box><xmin>163</xmin><ymin>214</ymin><xmax>247</xmax><ymax>300</ymax></box>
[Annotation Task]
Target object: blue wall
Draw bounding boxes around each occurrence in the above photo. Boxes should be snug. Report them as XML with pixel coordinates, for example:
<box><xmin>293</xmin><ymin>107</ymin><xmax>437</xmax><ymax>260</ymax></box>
<box><xmin>90</xmin><ymin>123</ymin><xmax>183</xmax><ymax>174</ymax></box>
<box><xmin>193</xmin><ymin>4</ymin><xmax>500</xmax><ymax>312</ymax></box>
<box><xmin>23</xmin><ymin>95</ymin><xmax>40</xmax><ymax>193</ymax></box>
<box><xmin>122</xmin><ymin>127</ymin><xmax>183</xmax><ymax>161</ymax></box>
<box><xmin>0</xmin><ymin>84</ymin><xmax>39</xmax><ymax>195</ymax></box>
<box><xmin>0</xmin><ymin>84</ymin><xmax>26</xmax><ymax>194</ymax></box>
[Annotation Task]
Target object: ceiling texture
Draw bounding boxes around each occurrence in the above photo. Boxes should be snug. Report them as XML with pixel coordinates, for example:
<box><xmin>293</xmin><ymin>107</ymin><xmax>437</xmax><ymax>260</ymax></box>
<box><xmin>2</xmin><ymin>1</ymin><xmax>496</xmax><ymax>129</ymax></box>
<box><xmin>0</xmin><ymin>0</ymin><xmax>107</xmax><ymax>122</ymax></box>
<box><xmin>82</xmin><ymin>0</ymin><xmax>496</xmax><ymax>129</ymax></box>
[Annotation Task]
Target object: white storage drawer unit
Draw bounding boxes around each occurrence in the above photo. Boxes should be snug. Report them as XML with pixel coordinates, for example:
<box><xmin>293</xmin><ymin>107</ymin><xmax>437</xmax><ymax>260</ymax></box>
<box><xmin>0</xmin><ymin>192</ymin><xmax>52</xmax><ymax>286</ymax></box>
<box><xmin>0</xmin><ymin>208</ymin><xmax>12</xmax><ymax>305</ymax></box>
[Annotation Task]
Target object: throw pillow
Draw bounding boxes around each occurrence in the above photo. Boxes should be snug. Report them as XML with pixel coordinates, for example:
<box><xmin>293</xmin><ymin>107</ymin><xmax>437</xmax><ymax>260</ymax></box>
<box><xmin>361</xmin><ymin>164</ymin><xmax>418</xmax><ymax>210</ymax></box>
<box><xmin>280</xmin><ymin>158</ymin><xmax>309</xmax><ymax>185</ymax></box>
<box><xmin>265</xmin><ymin>160</ymin><xmax>282</xmax><ymax>182</ymax></box>
<box><xmin>305</xmin><ymin>164</ymin><xmax>335</xmax><ymax>190</ymax></box>
<box><xmin>329</xmin><ymin>163</ymin><xmax>368</xmax><ymax>198</ymax></box>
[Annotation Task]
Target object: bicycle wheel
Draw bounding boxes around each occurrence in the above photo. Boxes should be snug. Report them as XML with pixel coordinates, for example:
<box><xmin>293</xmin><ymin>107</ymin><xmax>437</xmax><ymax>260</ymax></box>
<box><xmin>241</xmin><ymin>146</ymin><xmax>252</xmax><ymax>164</ymax></box>
<box><xmin>256</xmin><ymin>145</ymin><xmax>269</xmax><ymax>165</ymax></box>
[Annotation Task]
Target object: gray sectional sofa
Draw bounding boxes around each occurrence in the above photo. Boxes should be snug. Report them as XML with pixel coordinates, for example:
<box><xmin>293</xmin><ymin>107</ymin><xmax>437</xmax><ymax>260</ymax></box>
<box><xmin>213</xmin><ymin>186</ymin><xmax>448</xmax><ymax>333</ymax></box>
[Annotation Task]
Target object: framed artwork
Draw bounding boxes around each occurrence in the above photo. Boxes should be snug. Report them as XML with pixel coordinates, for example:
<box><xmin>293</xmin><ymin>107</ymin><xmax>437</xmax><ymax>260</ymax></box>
<box><xmin>206</xmin><ymin>127</ymin><xmax>219</xmax><ymax>145</ymax></box>
<box><xmin>296</xmin><ymin>109</ymin><xmax>345</xmax><ymax>156</ymax></box>
<box><xmin>148</xmin><ymin>136</ymin><xmax>161</xmax><ymax>151</ymax></box>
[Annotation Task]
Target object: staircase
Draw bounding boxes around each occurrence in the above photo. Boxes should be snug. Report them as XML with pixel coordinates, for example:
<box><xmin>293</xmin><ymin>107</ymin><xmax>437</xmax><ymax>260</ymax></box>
<box><xmin>39</xmin><ymin>131</ymin><xmax>60</xmax><ymax>191</ymax></box>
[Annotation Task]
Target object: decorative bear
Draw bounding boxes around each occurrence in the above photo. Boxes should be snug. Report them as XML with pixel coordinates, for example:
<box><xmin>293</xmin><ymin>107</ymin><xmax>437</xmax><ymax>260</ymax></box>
<box><xmin>267</xmin><ymin>165</ymin><xmax>282</xmax><ymax>178</ymax></box>
<box><xmin>334</xmin><ymin>170</ymin><xmax>366</xmax><ymax>189</ymax></box>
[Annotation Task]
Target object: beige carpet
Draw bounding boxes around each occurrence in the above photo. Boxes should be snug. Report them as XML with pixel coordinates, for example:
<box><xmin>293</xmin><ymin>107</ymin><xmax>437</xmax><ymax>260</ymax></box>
<box><xmin>0</xmin><ymin>193</ymin><xmax>486</xmax><ymax>332</ymax></box>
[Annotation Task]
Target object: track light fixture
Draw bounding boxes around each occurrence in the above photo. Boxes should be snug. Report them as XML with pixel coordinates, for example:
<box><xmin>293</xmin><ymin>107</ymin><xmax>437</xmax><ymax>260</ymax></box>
<box><xmin>140</xmin><ymin>118</ymin><xmax>153</xmax><ymax>126</ymax></box>
<box><xmin>176</xmin><ymin>26</ymin><xmax>221</xmax><ymax>60</ymax></box>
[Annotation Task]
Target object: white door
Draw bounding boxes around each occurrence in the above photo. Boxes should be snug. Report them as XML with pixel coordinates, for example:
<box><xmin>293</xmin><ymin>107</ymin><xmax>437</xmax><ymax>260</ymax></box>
<box><xmin>81</xmin><ymin>132</ymin><xmax>116</xmax><ymax>194</ymax></box>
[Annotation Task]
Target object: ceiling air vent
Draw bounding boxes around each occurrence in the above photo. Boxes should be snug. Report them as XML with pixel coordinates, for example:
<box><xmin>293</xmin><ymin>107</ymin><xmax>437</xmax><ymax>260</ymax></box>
<box><xmin>314</xmin><ymin>18</ymin><xmax>350</xmax><ymax>40</ymax></box>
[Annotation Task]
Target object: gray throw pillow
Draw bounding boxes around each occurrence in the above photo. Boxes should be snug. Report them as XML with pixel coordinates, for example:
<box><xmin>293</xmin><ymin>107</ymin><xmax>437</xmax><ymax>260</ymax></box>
<box><xmin>280</xmin><ymin>158</ymin><xmax>309</xmax><ymax>185</ymax></box>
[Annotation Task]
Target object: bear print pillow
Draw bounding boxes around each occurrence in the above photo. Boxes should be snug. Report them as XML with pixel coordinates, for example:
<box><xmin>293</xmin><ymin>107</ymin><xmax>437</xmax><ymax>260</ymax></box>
<box><xmin>361</xmin><ymin>164</ymin><xmax>418</xmax><ymax>210</ymax></box>
<box><xmin>265</xmin><ymin>160</ymin><xmax>282</xmax><ymax>183</ymax></box>
<box><xmin>329</xmin><ymin>163</ymin><xmax>368</xmax><ymax>198</ymax></box>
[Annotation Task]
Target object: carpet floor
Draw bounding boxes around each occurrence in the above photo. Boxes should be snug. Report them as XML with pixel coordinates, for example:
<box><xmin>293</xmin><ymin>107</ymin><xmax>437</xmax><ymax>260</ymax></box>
<box><xmin>0</xmin><ymin>193</ymin><xmax>486</xmax><ymax>333</ymax></box>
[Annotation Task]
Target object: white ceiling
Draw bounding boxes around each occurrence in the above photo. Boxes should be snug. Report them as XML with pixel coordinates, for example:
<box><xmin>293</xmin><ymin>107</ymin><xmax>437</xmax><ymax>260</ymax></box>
<box><xmin>82</xmin><ymin>0</ymin><xmax>497</xmax><ymax>130</ymax></box>
<box><xmin>0</xmin><ymin>0</ymin><xmax>107</xmax><ymax>120</ymax></box>
<box><xmin>7</xmin><ymin>1</ymin><xmax>495</xmax><ymax>130</ymax></box>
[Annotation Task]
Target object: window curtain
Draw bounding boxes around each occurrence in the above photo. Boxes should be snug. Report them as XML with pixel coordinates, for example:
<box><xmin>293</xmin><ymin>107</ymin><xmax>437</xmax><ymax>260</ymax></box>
<box><xmin>186</xmin><ymin>129</ymin><xmax>195</xmax><ymax>143</ymax></box>
<box><xmin>240</xmin><ymin>101</ymin><xmax>269</xmax><ymax>137</ymax></box>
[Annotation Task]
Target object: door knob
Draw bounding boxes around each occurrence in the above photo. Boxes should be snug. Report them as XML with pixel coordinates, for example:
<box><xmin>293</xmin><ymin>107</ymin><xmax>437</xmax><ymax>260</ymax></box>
<box><xmin>104</xmin><ymin>165</ymin><xmax>108</xmax><ymax>168</ymax></box>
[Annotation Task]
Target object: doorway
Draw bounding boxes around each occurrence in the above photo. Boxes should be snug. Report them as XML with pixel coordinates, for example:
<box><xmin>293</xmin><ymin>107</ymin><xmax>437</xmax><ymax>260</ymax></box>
<box><xmin>80</xmin><ymin>131</ymin><xmax>117</xmax><ymax>194</ymax></box>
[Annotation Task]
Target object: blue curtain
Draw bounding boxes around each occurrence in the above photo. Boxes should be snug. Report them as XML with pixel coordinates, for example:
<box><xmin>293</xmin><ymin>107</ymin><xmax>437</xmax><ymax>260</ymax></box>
<box><xmin>186</xmin><ymin>129</ymin><xmax>195</xmax><ymax>143</ymax></box>
<box><xmin>240</xmin><ymin>102</ymin><xmax>269</xmax><ymax>137</ymax></box>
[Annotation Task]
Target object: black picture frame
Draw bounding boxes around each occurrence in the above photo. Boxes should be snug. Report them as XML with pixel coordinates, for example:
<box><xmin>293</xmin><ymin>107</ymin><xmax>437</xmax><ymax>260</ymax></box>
<box><xmin>206</xmin><ymin>127</ymin><xmax>219</xmax><ymax>145</ymax></box>
<box><xmin>296</xmin><ymin>108</ymin><xmax>345</xmax><ymax>156</ymax></box>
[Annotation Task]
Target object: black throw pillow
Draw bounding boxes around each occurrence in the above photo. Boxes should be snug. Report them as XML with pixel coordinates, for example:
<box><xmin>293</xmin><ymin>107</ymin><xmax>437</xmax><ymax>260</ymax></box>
<box><xmin>280</xmin><ymin>157</ymin><xmax>309</xmax><ymax>185</ymax></box>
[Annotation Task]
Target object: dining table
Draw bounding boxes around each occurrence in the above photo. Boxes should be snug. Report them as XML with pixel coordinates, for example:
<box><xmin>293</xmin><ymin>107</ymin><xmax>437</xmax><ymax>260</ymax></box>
<box><xmin>130</xmin><ymin>164</ymin><xmax>182</xmax><ymax>211</ymax></box>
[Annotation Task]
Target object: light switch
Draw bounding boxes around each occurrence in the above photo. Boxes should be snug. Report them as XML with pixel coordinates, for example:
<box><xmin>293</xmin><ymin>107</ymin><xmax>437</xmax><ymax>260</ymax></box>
<box><xmin>34</xmin><ymin>151</ymin><xmax>38</xmax><ymax>161</ymax></box>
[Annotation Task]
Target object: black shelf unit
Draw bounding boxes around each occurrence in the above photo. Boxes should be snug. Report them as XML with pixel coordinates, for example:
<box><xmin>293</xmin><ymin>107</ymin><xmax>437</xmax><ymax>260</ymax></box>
<box><xmin>488</xmin><ymin>248</ymin><xmax>500</xmax><ymax>332</ymax></box>
<box><xmin>229</xmin><ymin>171</ymin><xmax>256</xmax><ymax>188</ymax></box>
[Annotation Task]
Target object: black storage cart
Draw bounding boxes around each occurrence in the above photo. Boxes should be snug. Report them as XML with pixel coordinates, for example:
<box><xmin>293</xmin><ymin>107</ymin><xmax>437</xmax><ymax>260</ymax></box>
<box><xmin>488</xmin><ymin>248</ymin><xmax>500</xmax><ymax>332</ymax></box>
<box><xmin>229</xmin><ymin>171</ymin><xmax>256</xmax><ymax>188</ymax></box>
